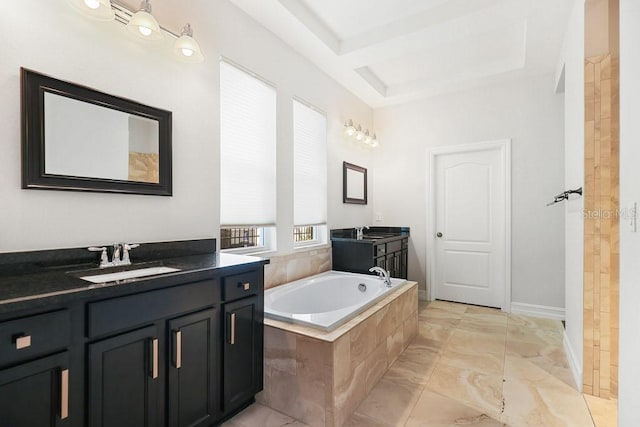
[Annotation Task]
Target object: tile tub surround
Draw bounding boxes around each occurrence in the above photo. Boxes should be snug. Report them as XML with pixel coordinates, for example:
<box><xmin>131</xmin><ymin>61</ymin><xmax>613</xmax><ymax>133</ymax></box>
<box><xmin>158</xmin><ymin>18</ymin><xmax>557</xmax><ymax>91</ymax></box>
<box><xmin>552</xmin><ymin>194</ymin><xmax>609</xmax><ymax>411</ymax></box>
<box><xmin>264</xmin><ymin>248</ymin><xmax>332</xmax><ymax>290</ymax></box>
<box><xmin>258</xmin><ymin>281</ymin><xmax>419</xmax><ymax>427</ymax></box>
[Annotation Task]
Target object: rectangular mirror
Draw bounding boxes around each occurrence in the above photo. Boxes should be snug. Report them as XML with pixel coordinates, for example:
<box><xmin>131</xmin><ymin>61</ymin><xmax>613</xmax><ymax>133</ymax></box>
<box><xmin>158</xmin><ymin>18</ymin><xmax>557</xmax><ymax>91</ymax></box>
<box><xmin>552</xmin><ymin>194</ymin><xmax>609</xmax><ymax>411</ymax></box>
<box><xmin>22</xmin><ymin>68</ymin><xmax>172</xmax><ymax>195</ymax></box>
<box><xmin>343</xmin><ymin>161</ymin><xmax>367</xmax><ymax>204</ymax></box>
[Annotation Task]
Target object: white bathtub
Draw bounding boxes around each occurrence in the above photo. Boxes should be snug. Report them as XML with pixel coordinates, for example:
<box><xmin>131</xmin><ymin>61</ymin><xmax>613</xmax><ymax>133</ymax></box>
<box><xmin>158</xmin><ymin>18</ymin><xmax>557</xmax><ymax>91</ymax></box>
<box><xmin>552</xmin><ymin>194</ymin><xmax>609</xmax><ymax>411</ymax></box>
<box><xmin>264</xmin><ymin>270</ymin><xmax>408</xmax><ymax>331</ymax></box>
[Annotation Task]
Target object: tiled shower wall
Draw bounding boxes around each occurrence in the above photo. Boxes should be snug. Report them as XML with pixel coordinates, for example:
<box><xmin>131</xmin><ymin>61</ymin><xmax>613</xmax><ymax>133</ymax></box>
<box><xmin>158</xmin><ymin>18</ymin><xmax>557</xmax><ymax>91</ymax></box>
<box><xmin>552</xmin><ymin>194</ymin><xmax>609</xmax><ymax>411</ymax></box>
<box><xmin>264</xmin><ymin>248</ymin><xmax>332</xmax><ymax>289</ymax></box>
<box><xmin>583</xmin><ymin>54</ymin><xmax>619</xmax><ymax>398</ymax></box>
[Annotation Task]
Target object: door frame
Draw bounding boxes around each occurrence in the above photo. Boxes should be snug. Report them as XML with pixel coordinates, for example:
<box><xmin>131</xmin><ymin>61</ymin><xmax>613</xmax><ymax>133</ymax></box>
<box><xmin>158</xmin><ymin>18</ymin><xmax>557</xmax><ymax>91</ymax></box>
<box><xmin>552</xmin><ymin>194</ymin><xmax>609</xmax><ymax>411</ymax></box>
<box><xmin>426</xmin><ymin>139</ymin><xmax>512</xmax><ymax>311</ymax></box>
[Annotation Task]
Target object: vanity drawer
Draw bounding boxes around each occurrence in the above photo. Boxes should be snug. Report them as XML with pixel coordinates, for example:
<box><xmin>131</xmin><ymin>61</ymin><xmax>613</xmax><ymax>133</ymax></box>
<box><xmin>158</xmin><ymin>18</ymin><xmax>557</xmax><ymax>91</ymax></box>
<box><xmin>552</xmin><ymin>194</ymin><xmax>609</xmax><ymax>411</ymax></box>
<box><xmin>387</xmin><ymin>240</ymin><xmax>402</xmax><ymax>253</ymax></box>
<box><xmin>375</xmin><ymin>245</ymin><xmax>386</xmax><ymax>256</ymax></box>
<box><xmin>222</xmin><ymin>270</ymin><xmax>260</xmax><ymax>301</ymax></box>
<box><xmin>0</xmin><ymin>310</ymin><xmax>70</xmax><ymax>367</ymax></box>
<box><xmin>87</xmin><ymin>279</ymin><xmax>218</xmax><ymax>338</ymax></box>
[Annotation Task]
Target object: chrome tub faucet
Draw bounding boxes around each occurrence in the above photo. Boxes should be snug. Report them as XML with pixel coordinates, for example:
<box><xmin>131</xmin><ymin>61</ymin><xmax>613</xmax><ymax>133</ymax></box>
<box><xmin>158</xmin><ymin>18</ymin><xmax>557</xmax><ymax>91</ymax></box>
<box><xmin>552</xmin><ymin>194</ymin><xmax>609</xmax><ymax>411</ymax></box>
<box><xmin>369</xmin><ymin>266</ymin><xmax>392</xmax><ymax>287</ymax></box>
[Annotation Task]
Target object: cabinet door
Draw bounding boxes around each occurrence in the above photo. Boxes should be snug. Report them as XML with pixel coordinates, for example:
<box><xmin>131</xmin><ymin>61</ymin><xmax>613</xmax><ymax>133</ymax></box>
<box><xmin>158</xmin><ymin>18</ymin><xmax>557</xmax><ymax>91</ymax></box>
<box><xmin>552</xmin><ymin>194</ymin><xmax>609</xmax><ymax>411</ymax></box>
<box><xmin>401</xmin><ymin>249</ymin><xmax>408</xmax><ymax>279</ymax></box>
<box><xmin>168</xmin><ymin>308</ymin><xmax>218</xmax><ymax>427</ymax></box>
<box><xmin>0</xmin><ymin>352</ymin><xmax>70</xmax><ymax>427</ymax></box>
<box><xmin>88</xmin><ymin>326</ymin><xmax>161</xmax><ymax>427</ymax></box>
<box><xmin>222</xmin><ymin>295</ymin><xmax>261</xmax><ymax>415</ymax></box>
<box><xmin>386</xmin><ymin>253</ymin><xmax>397</xmax><ymax>277</ymax></box>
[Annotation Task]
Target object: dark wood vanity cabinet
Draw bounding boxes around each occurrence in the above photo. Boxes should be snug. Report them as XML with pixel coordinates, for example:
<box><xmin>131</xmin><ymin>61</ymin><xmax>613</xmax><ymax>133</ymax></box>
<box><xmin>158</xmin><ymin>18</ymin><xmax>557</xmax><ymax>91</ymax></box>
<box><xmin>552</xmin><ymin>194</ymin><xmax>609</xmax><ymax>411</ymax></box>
<box><xmin>331</xmin><ymin>227</ymin><xmax>410</xmax><ymax>279</ymax></box>
<box><xmin>0</xmin><ymin>261</ymin><xmax>265</xmax><ymax>427</ymax></box>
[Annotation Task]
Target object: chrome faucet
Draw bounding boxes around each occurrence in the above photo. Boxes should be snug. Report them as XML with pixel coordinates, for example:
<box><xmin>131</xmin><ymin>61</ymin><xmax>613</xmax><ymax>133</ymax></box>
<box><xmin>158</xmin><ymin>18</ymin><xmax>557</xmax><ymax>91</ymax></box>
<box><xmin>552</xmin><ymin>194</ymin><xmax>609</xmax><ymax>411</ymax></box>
<box><xmin>355</xmin><ymin>226</ymin><xmax>370</xmax><ymax>240</ymax></box>
<box><xmin>369</xmin><ymin>266</ymin><xmax>392</xmax><ymax>287</ymax></box>
<box><xmin>88</xmin><ymin>243</ymin><xmax>140</xmax><ymax>268</ymax></box>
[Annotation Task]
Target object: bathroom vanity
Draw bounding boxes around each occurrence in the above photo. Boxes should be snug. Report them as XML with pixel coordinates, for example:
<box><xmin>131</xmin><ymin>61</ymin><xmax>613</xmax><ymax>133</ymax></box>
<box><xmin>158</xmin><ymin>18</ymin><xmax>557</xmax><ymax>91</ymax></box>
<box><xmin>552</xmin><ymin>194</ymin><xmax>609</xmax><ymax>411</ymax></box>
<box><xmin>0</xmin><ymin>239</ymin><xmax>266</xmax><ymax>427</ymax></box>
<box><xmin>330</xmin><ymin>227</ymin><xmax>410</xmax><ymax>279</ymax></box>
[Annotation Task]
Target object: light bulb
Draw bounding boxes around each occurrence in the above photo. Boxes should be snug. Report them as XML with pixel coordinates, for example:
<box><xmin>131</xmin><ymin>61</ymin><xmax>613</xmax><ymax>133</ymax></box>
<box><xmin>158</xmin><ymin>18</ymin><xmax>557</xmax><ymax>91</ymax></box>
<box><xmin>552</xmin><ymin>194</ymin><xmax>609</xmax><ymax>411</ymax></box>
<box><xmin>69</xmin><ymin>0</ymin><xmax>114</xmax><ymax>20</ymax></box>
<box><xmin>173</xmin><ymin>24</ymin><xmax>204</xmax><ymax>62</ymax></box>
<box><xmin>371</xmin><ymin>134</ymin><xmax>378</xmax><ymax>147</ymax></box>
<box><xmin>84</xmin><ymin>0</ymin><xmax>100</xmax><ymax>9</ymax></box>
<box><xmin>355</xmin><ymin>125</ymin><xmax>364</xmax><ymax>141</ymax></box>
<box><xmin>139</xmin><ymin>26</ymin><xmax>152</xmax><ymax>36</ymax></box>
<box><xmin>127</xmin><ymin>2</ymin><xmax>163</xmax><ymax>41</ymax></box>
<box><xmin>344</xmin><ymin>119</ymin><xmax>356</xmax><ymax>136</ymax></box>
<box><xmin>364</xmin><ymin>130</ymin><xmax>372</xmax><ymax>145</ymax></box>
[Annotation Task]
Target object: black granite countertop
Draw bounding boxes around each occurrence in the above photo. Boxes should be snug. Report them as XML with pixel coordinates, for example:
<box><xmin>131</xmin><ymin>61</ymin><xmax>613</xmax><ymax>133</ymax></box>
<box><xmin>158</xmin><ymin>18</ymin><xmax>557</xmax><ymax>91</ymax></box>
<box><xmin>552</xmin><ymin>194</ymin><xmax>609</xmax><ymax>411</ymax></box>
<box><xmin>330</xmin><ymin>226</ymin><xmax>410</xmax><ymax>244</ymax></box>
<box><xmin>0</xmin><ymin>239</ymin><xmax>267</xmax><ymax>315</ymax></box>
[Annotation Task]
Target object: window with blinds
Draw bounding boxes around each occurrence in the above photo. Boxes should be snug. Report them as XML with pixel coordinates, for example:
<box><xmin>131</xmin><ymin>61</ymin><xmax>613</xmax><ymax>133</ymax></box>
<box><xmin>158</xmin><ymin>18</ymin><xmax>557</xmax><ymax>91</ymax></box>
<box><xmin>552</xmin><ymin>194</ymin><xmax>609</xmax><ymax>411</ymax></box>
<box><xmin>220</xmin><ymin>60</ymin><xmax>276</xmax><ymax>251</ymax></box>
<box><xmin>293</xmin><ymin>99</ymin><xmax>327</xmax><ymax>246</ymax></box>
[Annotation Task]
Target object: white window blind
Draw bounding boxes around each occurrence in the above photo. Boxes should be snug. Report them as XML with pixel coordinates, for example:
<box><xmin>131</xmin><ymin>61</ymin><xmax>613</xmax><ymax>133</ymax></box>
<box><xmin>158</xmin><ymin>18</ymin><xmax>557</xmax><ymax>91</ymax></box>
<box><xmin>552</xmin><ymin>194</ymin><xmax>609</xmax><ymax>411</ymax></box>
<box><xmin>220</xmin><ymin>60</ymin><xmax>276</xmax><ymax>226</ymax></box>
<box><xmin>293</xmin><ymin>99</ymin><xmax>327</xmax><ymax>226</ymax></box>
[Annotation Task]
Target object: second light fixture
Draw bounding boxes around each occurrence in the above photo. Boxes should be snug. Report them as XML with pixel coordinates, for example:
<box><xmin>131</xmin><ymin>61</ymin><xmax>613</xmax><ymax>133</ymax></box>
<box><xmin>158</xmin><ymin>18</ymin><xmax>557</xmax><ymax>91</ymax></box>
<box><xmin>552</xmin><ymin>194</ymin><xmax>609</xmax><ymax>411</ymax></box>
<box><xmin>344</xmin><ymin>119</ymin><xmax>378</xmax><ymax>147</ymax></box>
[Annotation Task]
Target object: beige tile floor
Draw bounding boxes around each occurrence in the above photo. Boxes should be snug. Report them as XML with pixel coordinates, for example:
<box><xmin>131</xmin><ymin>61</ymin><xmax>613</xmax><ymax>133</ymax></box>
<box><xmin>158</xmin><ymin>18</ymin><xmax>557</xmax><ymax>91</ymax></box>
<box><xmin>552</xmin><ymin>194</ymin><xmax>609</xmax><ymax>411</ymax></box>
<box><xmin>224</xmin><ymin>301</ymin><xmax>600</xmax><ymax>427</ymax></box>
<box><xmin>584</xmin><ymin>395</ymin><xmax>617</xmax><ymax>427</ymax></box>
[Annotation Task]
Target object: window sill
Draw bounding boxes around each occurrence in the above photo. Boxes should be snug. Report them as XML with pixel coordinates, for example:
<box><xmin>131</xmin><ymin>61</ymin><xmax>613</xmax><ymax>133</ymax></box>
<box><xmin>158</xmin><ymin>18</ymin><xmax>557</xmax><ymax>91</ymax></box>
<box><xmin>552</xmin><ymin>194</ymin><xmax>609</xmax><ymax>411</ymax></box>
<box><xmin>221</xmin><ymin>246</ymin><xmax>275</xmax><ymax>256</ymax></box>
<box><xmin>293</xmin><ymin>242</ymin><xmax>330</xmax><ymax>252</ymax></box>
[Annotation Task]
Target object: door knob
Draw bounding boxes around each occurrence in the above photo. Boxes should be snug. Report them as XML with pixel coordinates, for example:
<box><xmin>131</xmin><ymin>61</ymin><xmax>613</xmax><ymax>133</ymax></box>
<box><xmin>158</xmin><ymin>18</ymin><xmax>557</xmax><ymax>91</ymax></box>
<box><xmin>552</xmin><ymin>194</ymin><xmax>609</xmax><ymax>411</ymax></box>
<box><xmin>436</xmin><ymin>232</ymin><xmax>443</xmax><ymax>238</ymax></box>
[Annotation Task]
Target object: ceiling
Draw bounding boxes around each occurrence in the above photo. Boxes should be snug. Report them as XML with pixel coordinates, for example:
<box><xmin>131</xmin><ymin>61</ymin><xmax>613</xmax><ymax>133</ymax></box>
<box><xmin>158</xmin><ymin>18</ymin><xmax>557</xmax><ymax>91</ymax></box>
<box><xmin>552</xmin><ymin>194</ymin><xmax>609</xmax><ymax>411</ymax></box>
<box><xmin>228</xmin><ymin>0</ymin><xmax>574</xmax><ymax>108</ymax></box>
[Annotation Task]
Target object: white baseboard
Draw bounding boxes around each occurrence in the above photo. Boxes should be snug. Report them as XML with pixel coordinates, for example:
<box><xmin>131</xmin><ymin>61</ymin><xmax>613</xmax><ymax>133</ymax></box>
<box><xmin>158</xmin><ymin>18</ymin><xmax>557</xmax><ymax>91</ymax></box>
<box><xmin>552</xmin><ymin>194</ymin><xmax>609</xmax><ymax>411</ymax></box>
<box><xmin>510</xmin><ymin>302</ymin><xmax>565</xmax><ymax>320</ymax></box>
<box><xmin>563</xmin><ymin>330</ymin><xmax>583</xmax><ymax>392</ymax></box>
<box><xmin>418</xmin><ymin>289</ymin><xmax>428</xmax><ymax>301</ymax></box>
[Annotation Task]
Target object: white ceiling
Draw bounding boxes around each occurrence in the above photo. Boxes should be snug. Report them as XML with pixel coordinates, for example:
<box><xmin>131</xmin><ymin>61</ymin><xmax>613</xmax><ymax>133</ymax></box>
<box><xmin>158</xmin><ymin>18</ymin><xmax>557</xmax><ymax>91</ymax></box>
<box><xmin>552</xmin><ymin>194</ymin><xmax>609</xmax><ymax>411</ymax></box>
<box><xmin>228</xmin><ymin>0</ymin><xmax>574</xmax><ymax>108</ymax></box>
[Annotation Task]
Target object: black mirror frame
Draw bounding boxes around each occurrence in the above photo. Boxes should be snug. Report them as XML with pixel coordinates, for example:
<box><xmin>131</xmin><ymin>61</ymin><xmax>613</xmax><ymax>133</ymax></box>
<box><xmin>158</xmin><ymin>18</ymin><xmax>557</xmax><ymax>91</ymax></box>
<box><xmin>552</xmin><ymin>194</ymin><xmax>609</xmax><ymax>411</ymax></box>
<box><xmin>343</xmin><ymin>161</ymin><xmax>368</xmax><ymax>205</ymax></box>
<box><xmin>21</xmin><ymin>68</ymin><xmax>173</xmax><ymax>196</ymax></box>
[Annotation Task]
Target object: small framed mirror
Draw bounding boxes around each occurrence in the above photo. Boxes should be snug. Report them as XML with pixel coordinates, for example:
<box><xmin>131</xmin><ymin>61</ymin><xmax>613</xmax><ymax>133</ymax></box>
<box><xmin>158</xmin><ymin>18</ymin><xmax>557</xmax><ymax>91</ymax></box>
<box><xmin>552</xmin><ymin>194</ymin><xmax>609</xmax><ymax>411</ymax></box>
<box><xmin>21</xmin><ymin>68</ymin><xmax>172</xmax><ymax>195</ymax></box>
<box><xmin>343</xmin><ymin>161</ymin><xmax>367</xmax><ymax>204</ymax></box>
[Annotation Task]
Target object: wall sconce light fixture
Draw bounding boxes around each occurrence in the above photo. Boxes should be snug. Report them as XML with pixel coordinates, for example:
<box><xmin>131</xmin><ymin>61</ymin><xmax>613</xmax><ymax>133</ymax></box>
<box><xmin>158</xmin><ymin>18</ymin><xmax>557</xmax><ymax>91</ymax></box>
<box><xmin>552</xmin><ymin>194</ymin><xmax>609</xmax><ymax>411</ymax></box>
<box><xmin>344</xmin><ymin>119</ymin><xmax>378</xmax><ymax>147</ymax></box>
<box><xmin>67</xmin><ymin>0</ymin><xmax>205</xmax><ymax>63</ymax></box>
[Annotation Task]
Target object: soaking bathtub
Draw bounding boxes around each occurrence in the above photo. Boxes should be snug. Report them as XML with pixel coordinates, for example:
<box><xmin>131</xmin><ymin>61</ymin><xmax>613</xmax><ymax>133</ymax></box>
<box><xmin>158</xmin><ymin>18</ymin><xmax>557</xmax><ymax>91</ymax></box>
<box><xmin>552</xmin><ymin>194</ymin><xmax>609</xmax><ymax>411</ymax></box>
<box><xmin>264</xmin><ymin>270</ymin><xmax>408</xmax><ymax>331</ymax></box>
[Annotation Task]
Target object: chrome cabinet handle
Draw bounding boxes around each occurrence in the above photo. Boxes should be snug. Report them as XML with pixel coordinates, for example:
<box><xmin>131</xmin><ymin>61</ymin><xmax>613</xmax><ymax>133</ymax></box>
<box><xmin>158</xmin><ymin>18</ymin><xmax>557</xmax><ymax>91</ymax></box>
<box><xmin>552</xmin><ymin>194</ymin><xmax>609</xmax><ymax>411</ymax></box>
<box><xmin>60</xmin><ymin>369</ymin><xmax>69</xmax><ymax>420</ymax></box>
<box><xmin>15</xmin><ymin>335</ymin><xmax>32</xmax><ymax>350</ymax></box>
<box><xmin>174</xmin><ymin>330</ymin><xmax>182</xmax><ymax>369</ymax></box>
<box><xmin>240</xmin><ymin>282</ymin><xmax>250</xmax><ymax>291</ymax></box>
<box><xmin>436</xmin><ymin>232</ymin><xmax>443</xmax><ymax>238</ymax></box>
<box><xmin>150</xmin><ymin>338</ymin><xmax>159</xmax><ymax>379</ymax></box>
<box><xmin>230</xmin><ymin>313</ymin><xmax>236</xmax><ymax>345</ymax></box>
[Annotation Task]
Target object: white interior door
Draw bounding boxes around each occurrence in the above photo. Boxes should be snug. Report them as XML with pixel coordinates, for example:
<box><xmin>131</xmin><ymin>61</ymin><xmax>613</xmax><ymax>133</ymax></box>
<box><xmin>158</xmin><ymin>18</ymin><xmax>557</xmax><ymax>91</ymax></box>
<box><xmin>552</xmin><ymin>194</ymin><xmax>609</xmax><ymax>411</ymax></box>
<box><xmin>431</xmin><ymin>142</ymin><xmax>509</xmax><ymax>309</ymax></box>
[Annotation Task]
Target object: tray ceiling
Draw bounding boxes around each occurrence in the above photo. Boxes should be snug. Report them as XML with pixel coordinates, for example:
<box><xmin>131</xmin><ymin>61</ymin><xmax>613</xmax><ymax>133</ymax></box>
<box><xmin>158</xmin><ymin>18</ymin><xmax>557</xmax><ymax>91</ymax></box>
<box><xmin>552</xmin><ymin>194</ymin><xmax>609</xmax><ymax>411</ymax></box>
<box><xmin>229</xmin><ymin>0</ymin><xmax>573</xmax><ymax>107</ymax></box>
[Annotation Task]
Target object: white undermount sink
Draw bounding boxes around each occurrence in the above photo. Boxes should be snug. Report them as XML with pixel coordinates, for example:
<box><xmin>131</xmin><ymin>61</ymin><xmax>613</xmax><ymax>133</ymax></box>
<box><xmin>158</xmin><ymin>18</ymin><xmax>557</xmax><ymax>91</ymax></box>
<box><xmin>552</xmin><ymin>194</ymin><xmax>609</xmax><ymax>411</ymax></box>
<box><xmin>79</xmin><ymin>266</ymin><xmax>180</xmax><ymax>284</ymax></box>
